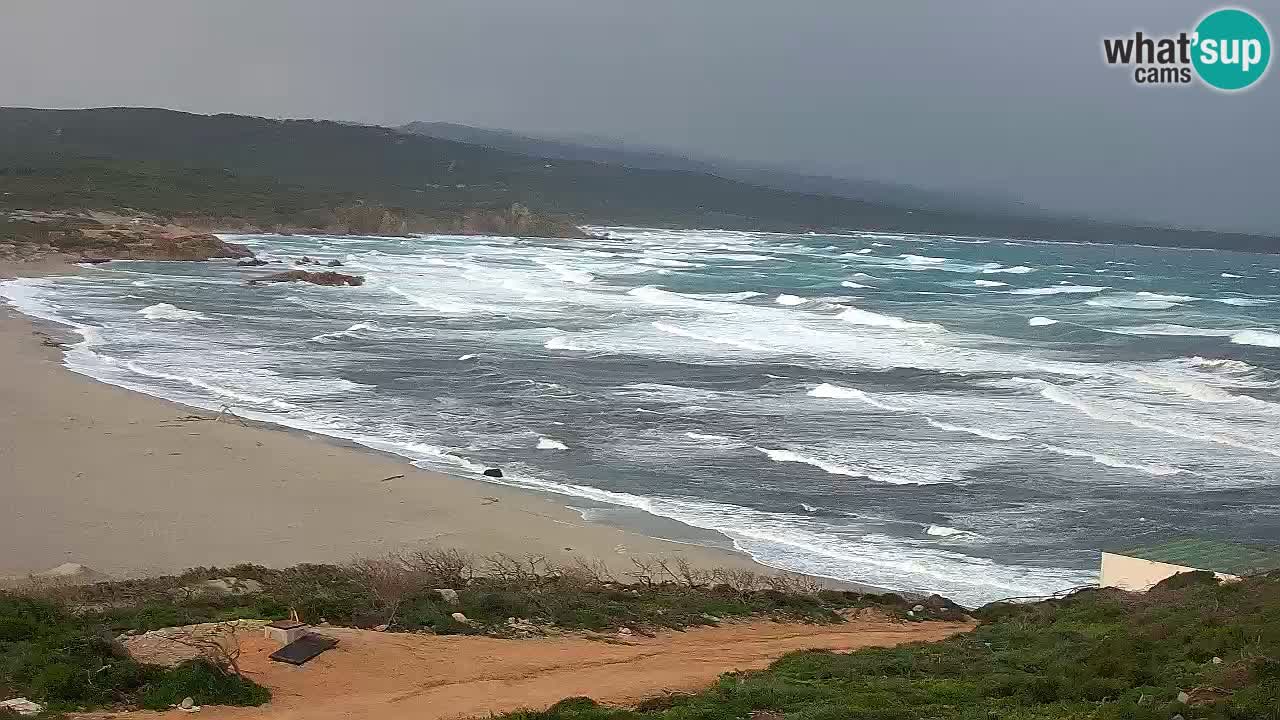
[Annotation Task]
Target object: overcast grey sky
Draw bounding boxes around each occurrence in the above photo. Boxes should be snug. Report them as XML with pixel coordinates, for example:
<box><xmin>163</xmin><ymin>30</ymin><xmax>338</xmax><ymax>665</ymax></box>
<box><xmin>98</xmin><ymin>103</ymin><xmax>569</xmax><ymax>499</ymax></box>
<box><xmin>2</xmin><ymin>1</ymin><xmax>1277</xmax><ymax>233</ymax></box>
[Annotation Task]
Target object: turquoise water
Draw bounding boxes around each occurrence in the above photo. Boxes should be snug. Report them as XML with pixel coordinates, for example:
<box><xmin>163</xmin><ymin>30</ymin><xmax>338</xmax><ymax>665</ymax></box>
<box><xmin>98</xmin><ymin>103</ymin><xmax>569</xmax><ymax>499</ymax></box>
<box><xmin>5</xmin><ymin>226</ymin><xmax>1279</xmax><ymax>605</ymax></box>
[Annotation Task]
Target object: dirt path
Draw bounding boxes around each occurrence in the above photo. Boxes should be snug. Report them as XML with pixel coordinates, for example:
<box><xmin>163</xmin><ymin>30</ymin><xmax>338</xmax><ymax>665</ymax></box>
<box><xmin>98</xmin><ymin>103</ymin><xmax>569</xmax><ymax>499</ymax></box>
<box><xmin>93</xmin><ymin>616</ymin><xmax>973</xmax><ymax>720</ymax></box>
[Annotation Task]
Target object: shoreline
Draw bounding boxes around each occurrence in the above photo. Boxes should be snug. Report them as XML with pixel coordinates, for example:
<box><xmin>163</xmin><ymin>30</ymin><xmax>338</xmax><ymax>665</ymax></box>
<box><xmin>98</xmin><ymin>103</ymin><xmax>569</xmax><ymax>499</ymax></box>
<box><xmin>1</xmin><ymin>259</ymin><xmax>880</xmax><ymax>591</ymax></box>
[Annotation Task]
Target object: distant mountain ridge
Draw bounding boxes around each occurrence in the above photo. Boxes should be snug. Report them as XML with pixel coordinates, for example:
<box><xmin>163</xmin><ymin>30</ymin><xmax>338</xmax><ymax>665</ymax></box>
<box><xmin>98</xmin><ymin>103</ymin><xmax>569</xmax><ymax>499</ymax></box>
<box><xmin>0</xmin><ymin>107</ymin><xmax>1274</xmax><ymax>252</ymax></box>
<box><xmin>401</xmin><ymin>121</ymin><xmax>1039</xmax><ymax>218</ymax></box>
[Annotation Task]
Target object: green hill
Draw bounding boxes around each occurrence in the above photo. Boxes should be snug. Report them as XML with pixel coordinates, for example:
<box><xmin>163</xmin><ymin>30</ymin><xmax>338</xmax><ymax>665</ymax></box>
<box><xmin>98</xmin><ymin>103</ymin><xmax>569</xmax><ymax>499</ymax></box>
<box><xmin>1</xmin><ymin>107</ymin><xmax>1275</xmax><ymax>252</ymax></box>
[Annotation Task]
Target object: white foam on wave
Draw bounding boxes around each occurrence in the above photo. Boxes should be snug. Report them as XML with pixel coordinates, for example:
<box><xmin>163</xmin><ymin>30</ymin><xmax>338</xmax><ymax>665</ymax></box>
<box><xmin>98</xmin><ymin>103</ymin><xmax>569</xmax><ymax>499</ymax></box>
<box><xmin>900</xmin><ymin>254</ymin><xmax>946</xmax><ymax>264</ymax></box>
<box><xmin>535</xmin><ymin>260</ymin><xmax>594</xmax><ymax>284</ymax></box>
<box><xmin>652</xmin><ymin>321</ymin><xmax>767</xmax><ymax>351</ymax></box>
<box><xmin>686</xmin><ymin>290</ymin><xmax>764</xmax><ymax>301</ymax></box>
<box><xmin>458</xmin><ymin>353</ymin><xmax>477</xmax><ymax>360</ymax></box>
<box><xmin>775</xmin><ymin>294</ymin><xmax>806</xmax><ymax>306</ymax></box>
<box><xmin>1232</xmin><ymin>330</ymin><xmax>1280</xmax><ymax>348</ymax></box>
<box><xmin>806</xmin><ymin>383</ymin><xmax>907</xmax><ymax>411</ymax></box>
<box><xmin>974</xmin><ymin>280</ymin><xmax>1008</xmax><ymax>288</ymax></box>
<box><xmin>639</xmin><ymin>257</ymin><xmax>700</xmax><ymax>268</ymax></box>
<box><xmin>1010</xmin><ymin>285</ymin><xmax>1107</xmax><ymax>296</ymax></box>
<box><xmin>924</xmin><ymin>418</ymin><xmax>1020</xmax><ymax>441</ymax></box>
<box><xmin>625</xmin><ymin>286</ymin><xmax>738</xmax><ymax>314</ymax></box>
<box><xmin>1028</xmin><ymin>317</ymin><xmax>1058</xmax><ymax>326</ymax></box>
<box><xmin>926</xmin><ymin>524</ymin><xmax>977</xmax><ymax>538</ymax></box>
<box><xmin>837</xmin><ymin>307</ymin><xmax>944</xmax><ymax>332</ymax></box>
<box><xmin>1215</xmin><ymin>297</ymin><xmax>1273</xmax><ymax>306</ymax></box>
<box><xmin>1086</xmin><ymin>295</ymin><xmax>1178</xmax><ymax>310</ymax></box>
<box><xmin>1135</xmin><ymin>291</ymin><xmax>1199</xmax><ymax>302</ymax></box>
<box><xmin>1105</xmin><ymin>324</ymin><xmax>1236</xmax><ymax>337</ymax></box>
<box><xmin>753</xmin><ymin>447</ymin><xmax>934</xmax><ymax>485</ymax></box>
<box><xmin>122</xmin><ymin>361</ymin><xmax>299</xmax><ymax>411</ymax></box>
<box><xmin>1184</xmin><ymin>357</ymin><xmax>1259</xmax><ymax>373</ymax></box>
<box><xmin>138</xmin><ymin>303</ymin><xmax>206</xmax><ymax>321</ymax></box>
<box><xmin>388</xmin><ymin>285</ymin><xmax>481</xmax><ymax>314</ymax></box>
<box><xmin>1041</xmin><ymin>444</ymin><xmax>1183</xmax><ymax>476</ymax></box>
<box><xmin>1035</xmin><ymin>381</ymin><xmax>1280</xmax><ymax>458</ymax></box>
<box><xmin>544</xmin><ymin>336</ymin><xmax>587</xmax><ymax>351</ymax></box>
<box><xmin>982</xmin><ymin>265</ymin><xmax>1035</xmax><ymax>274</ymax></box>
<box><xmin>307</xmin><ymin>321</ymin><xmax>384</xmax><ymax>343</ymax></box>
<box><xmin>840</xmin><ymin>281</ymin><xmax>870</xmax><ymax>289</ymax></box>
<box><xmin>685</xmin><ymin>431</ymin><xmax>736</xmax><ymax>443</ymax></box>
<box><xmin>1222</xmin><ymin>273</ymin><xmax>1242</xmax><ymax>278</ymax></box>
<box><xmin>536</xmin><ymin>437</ymin><xmax>569</xmax><ymax>450</ymax></box>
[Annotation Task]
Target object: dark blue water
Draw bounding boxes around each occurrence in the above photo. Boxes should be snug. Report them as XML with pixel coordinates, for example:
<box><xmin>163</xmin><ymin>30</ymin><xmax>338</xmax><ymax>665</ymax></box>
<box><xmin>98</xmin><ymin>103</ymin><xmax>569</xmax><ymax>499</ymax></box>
<box><xmin>5</xmin><ymin>226</ymin><xmax>1279</xmax><ymax>605</ymax></box>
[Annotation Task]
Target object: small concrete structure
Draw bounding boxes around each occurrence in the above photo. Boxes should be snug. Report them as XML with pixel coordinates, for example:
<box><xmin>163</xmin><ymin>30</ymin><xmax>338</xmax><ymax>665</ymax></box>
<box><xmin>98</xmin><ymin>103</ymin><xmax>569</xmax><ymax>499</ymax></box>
<box><xmin>265</xmin><ymin>619</ymin><xmax>309</xmax><ymax>645</ymax></box>
<box><xmin>1101</xmin><ymin>537</ymin><xmax>1280</xmax><ymax>592</ymax></box>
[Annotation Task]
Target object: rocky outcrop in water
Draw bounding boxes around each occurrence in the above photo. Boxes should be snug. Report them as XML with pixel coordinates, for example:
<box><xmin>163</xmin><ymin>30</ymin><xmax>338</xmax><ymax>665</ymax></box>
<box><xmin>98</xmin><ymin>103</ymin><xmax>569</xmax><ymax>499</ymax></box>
<box><xmin>252</xmin><ymin>270</ymin><xmax>365</xmax><ymax>287</ymax></box>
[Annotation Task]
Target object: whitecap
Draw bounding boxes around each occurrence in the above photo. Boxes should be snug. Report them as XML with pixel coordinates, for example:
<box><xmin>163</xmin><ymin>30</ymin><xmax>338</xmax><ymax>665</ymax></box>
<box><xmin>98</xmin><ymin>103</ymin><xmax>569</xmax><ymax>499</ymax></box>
<box><xmin>1028</xmin><ymin>317</ymin><xmax>1058</xmax><ymax>326</ymax></box>
<box><xmin>837</xmin><ymin>307</ymin><xmax>944</xmax><ymax>332</ymax></box>
<box><xmin>1041</xmin><ymin>444</ymin><xmax>1183</xmax><ymax>476</ymax></box>
<box><xmin>458</xmin><ymin>354</ymin><xmax>477</xmax><ymax>360</ymax></box>
<box><xmin>544</xmin><ymin>336</ymin><xmax>587</xmax><ymax>351</ymax></box>
<box><xmin>1085</xmin><ymin>296</ymin><xmax>1177</xmax><ymax>310</ymax></box>
<box><xmin>1104</xmin><ymin>324</ymin><xmax>1236</xmax><ymax>337</ymax></box>
<box><xmin>1035</xmin><ymin>381</ymin><xmax>1280</xmax><ymax>458</ymax></box>
<box><xmin>900</xmin><ymin>254</ymin><xmax>946</xmax><ymax>264</ymax></box>
<box><xmin>1222</xmin><ymin>272</ymin><xmax>1243</xmax><ymax>278</ymax></box>
<box><xmin>924</xmin><ymin>418</ymin><xmax>1020</xmax><ymax>441</ymax></box>
<box><xmin>775</xmin><ymin>294</ymin><xmax>806</xmax><ymax>306</ymax></box>
<box><xmin>982</xmin><ymin>265</ymin><xmax>1035</xmax><ymax>274</ymax></box>
<box><xmin>639</xmin><ymin>257</ymin><xmax>700</xmax><ymax>268</ymax></box>
<box><xmin>753</xmin><ymin>447</ymin><xmax>932</xmax><ymax>485</ymax></box>
<box><xmin>536</xmin><ymin>437</ymin><xmax>569</xmax><ymax>450</ymax></box>
<box><xmin>926</xmin><ymin>524</ymin><xmax>975</xmax><ymax>538</ymax></box>
<box><xmin>1215</xmin><ymin>297</ymin><xmax>1273</xmax><ymax>307</ymax></box>
<box><xmin>138</xmin><ymin>303</ymin><xmax>206</xmax><ymax>321</ymax></box>
<box><xmin>974</xmin><ymin>280</ymin><xmax>1008</xmax><ymax>287</ymax></box>
<box><xmin>652</xmin><ymin>322</ymin><xmax>767</xmax><ymax>351</ymax></box>
<box><xmin>1135</xmin><ymin>291</ymin><xmax>1198</xmax><ymax>302</ymax></box>
<box><xmin>685</xmin><ymin>431</ymin><xmax>737</xmax><ymax>443</ymax></box>
<box><xmin>808</xmin><ymin>383</ymin><xmax>911</xmax><ymax>412</ymax></box>
<box><xmin>1232</xmin><ymin>330</ymin><xmax>1280</xmax><ymax>348</ymax></box>
<box><xmin>1010</xmin><ymin>285</ymin><xmax>1107</xmax><ymax>296</ymax></box>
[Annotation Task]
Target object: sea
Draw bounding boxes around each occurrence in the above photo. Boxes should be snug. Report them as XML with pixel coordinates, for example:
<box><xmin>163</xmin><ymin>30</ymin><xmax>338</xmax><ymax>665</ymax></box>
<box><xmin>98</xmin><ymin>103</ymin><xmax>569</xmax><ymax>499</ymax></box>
<box><xmin>4</xmin><ymin>226</ymin><xmax>1279</xmax><ymax>607</ymax></box>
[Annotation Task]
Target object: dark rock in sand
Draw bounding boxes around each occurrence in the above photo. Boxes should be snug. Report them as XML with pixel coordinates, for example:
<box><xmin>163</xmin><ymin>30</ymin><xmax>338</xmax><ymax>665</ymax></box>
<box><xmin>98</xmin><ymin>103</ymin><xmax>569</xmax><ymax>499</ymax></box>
<box><xmin>78</xmin><ymin>257</ymin><xmax>113</xmax><ymax>264</ymax></box>
<box><xmin>237</xmin><ymin>257</ymin><xmax>269</xmax><ymax>266</ymax></box>
<box><xmin>325</xmin><ymin>259</ymin><xmax>343</xmax><ymax>267</ymax></box>
<box><xmin>483</xmin><ymin>468</ymin><xmax>504</xmax><ymax>478</ymax></box>
<box><xmin>252</xmin><ymin>270</ymin><xmax>365</xmax><ymax>287</ymax></box>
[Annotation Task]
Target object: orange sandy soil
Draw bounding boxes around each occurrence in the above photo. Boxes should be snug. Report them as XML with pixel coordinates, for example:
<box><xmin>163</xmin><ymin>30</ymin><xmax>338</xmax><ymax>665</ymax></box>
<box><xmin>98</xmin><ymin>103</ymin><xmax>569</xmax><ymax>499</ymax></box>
<box><xmin>81</xmin><ymin>617</ymin><xmax>974</xmax><ymax>720</ymax></box>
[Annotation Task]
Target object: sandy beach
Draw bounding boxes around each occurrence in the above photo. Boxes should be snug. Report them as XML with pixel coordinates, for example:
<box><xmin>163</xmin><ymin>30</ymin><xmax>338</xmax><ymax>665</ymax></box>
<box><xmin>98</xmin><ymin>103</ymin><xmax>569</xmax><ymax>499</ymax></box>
<box><xmin>1</xmin><ymin>260</ymin><xmax>772</xmax><ymax>583</ymax></box>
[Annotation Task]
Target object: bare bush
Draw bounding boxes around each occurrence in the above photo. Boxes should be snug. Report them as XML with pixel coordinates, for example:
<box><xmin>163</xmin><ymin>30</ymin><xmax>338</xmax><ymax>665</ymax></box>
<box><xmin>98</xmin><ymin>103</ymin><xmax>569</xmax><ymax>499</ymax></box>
<box><xmin>561</xmin><ymin>556</ymin><xmax>617</xmax><ymax>587</ymax></box>
<box><xmin>712</xmin><ymin>568</ymin><xmax>766</xmax><ymax>595</ymax></box>
<box><xmin>344</xmin><ymin>554</ymin><xmax>423</xmax><ymax>626</ymax></box>
<box><xmin>481</xmin><ymin>553</ymin><xmax>552</xmax><ymax>585</ymax></box>
<box><xmin>401</xmin><ymin>547</ymin><xmax>477</xmax><ymax>585</ymax></box>
<box><xmin>167</xmin><ymin>623</ymin><xmax>245</xmax><ymax>676</ymax></box>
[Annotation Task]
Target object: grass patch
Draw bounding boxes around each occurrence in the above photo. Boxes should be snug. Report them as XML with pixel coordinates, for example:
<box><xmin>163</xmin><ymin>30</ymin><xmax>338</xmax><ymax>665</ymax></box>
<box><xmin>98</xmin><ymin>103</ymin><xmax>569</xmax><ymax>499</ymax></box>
<box><xmin>495</xmin><ymin>572</ymin><xmax>1280</xmax><ymax>720</ymax></box>
<box><xmin>0</xmin><ymin>594</ymin><xmax>268</xmax><ymax>713</ymax></box>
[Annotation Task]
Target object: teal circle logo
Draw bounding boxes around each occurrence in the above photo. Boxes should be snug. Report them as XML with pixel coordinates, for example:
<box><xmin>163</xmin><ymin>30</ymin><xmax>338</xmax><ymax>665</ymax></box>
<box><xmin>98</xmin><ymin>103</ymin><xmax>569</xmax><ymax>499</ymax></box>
<box><xmin>1193</xmin><ymin>8</ymin><xmax>1271</xmax><ymax>90</ymax></box>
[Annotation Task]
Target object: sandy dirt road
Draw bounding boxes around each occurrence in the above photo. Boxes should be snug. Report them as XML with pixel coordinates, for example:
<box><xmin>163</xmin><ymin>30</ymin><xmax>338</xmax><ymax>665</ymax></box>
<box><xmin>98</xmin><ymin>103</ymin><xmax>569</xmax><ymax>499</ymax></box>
<box><xmin>89</xmin><ymin>616</ymin><xmax>973</xmax><ymax>720</ymax></box>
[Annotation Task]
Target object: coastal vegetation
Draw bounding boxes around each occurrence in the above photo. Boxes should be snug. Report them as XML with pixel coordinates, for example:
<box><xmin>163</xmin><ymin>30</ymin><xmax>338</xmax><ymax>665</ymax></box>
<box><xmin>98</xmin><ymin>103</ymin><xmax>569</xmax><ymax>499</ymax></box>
<box><xmin>503</xmin><ymin>571</ymin><xmax>1280</xmax><ymax>720</ymax></box>
<box><xmin>0</xmin><ymin>551</ymin><xmax>944</xmax><ymax>714</ymax></box>
<box><xmin>4</xmin><ymin>553</ymin><xmax>1280</xmax><ymax>718</ymax></box>
<box><xmin>2</xmin><ymin>107</ymin><xmax>1276</xmax><ymax>252</ymax></box>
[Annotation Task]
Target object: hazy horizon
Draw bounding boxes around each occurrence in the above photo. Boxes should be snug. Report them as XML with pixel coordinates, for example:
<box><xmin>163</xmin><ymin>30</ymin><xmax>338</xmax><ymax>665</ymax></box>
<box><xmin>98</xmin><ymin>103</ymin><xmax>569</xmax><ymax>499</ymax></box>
<box><xmin>2</xmin><ymin>1</ymin><xmax>1276</xmax><ymax>234</ymax></box>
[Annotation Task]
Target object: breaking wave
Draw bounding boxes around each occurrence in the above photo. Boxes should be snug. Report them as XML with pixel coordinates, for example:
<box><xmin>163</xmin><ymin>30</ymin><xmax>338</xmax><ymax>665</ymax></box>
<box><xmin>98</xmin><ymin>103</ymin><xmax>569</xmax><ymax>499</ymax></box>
<box><xmin>138</xmin><ymin>303</ymin><xmax>206</xmax><ymax>321</ymax></box>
